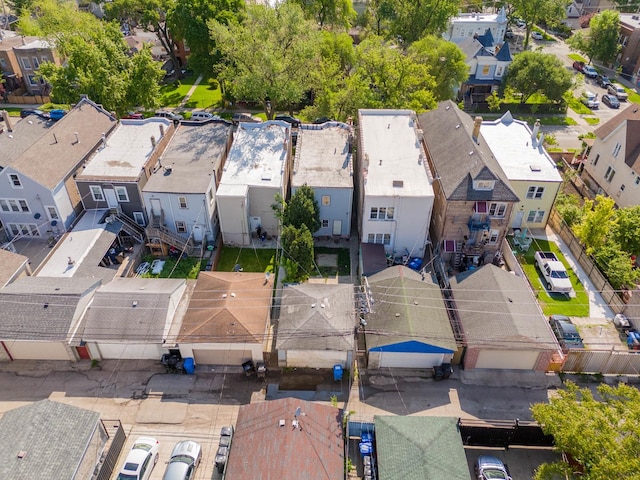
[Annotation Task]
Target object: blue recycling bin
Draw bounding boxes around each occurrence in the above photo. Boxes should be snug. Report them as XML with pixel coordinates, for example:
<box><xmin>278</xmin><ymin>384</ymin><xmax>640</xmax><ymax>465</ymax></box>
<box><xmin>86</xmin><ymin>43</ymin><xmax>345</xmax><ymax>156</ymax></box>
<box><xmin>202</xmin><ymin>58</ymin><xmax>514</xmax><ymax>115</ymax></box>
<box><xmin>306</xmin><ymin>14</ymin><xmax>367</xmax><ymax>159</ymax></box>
<box><xmin>183</xmin><ymin>357</ymin><xmax>195</xmax><ymax>374</ymax></box>
<box><xmin>333</xmin><ymin>364</ymin><xmax>343</xmax><ymax>381</ymax></box>
<box><xmin>359</xmin><ymin>441</ymin><xmax>372</xmax><ymax>456</ymax></box>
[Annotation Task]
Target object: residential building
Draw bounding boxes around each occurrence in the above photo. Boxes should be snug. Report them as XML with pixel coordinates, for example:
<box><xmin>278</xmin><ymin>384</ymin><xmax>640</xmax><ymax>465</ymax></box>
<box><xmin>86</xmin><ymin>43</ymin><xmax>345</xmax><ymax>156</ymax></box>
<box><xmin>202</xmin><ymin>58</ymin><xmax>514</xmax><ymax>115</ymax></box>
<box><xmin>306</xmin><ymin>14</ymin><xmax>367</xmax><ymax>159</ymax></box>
<box><xmin>0</xmin><ymin>247</ymin><xmax>31</xmax><ymax>287</ymax></box>
<box><xmin>456</xmin><ymin>32</ymin><xmax>512</xmax><ymax>109</ymax></box>
<box><xmin>292</xmin><ymin>122</ymin><xmax>354</xmax><ymax>238</ymax></box>
<box><xmin>216</xmin><ymin>121</ymin><xmax>292</xmax><ymax>246</ymax></box>
<box><xmin>443</xmin><ymin>7</ymin><xmax>508</xmax><ymax>44</ymax></box>
<box><xmin>375</xmin><ymin>416</ymin><xmax>471</xmax><ymax>480</ymax></box>
<box><xmin>0</xmin><ymin>110</ymin><xmax>51</xmax><ymax>166</ymax></box>
<box><xmin>225</xmin><ymin>398</ymin><xmax>344</xmax><ymax>480</ymax></box>
<box><xmin>276</xmin><ymin>283</ymin><xmax>355</xmax><ymax>368</ymax></box>
<box><xmin>419</xmin><ymin>101</ymin><xmax>519</xmax><ymax>268</ymax></box>
<box><xmin>582</xmin><ymin>105</ymin><xmax>640</xmax><ymax>208</ymax></box>
<box><xmin>0</xmin><ymin>276</ymin><xmax>100</xmax><ymax>361</ymax></box>
<box><xmin>76</xmin><ymin>118</ymin><xmax>174</xmax><ymax>230</ymax></box>
<box><xmin>481</xmin><ymin>113</ymin><xmax>562</xmax><ymax>228</ymax></box>
<box><xmin>143</xmin><ymin>119</ymin><xmax>233</xmax><ymax>253</ymax></box>
<box><xmin>13</xmin><ymin>38</ymin><xmax>58</xmax><ymax>95</ymax></box>
<box><xmin>0</xmin><ymin>31</ymin><xmax>31</xmax><ymax>93</ymax></box>
<box><xmin>176</xmin><ymin>271</ymin><xmax>272</xmax><ymax>365</ymax></box>
<box><xmin>617</xmin><ymin>14</ymin><xmax>640</xmax><ymax>87</ymax></box>
<box><xmin>356</xmin><ymin>109</ymin><xmax>434</xmax><ymax>261</ymax></box>
<box><xmin>81</xmin><ymin>277</ymin><xmax>187</xmax><ymax>360</ymax></box>
<box><xmin>450</xmin><ymin>264</ymin><xmax>560</xmax><ymax>371</ymax></box>
<box><xmin>0</xmin><ymin>400</ymin><xmax>112</xmax><ymax>480</ymax></box>
<box><xmin>364</xmin><ymin>266</ymin><xmax>457</xmax><ymax>369</ymax></box>
<box><xmin>0</xmin><ymin>97</ymin><xmax>117</xmax><ymax>239</ymax></box>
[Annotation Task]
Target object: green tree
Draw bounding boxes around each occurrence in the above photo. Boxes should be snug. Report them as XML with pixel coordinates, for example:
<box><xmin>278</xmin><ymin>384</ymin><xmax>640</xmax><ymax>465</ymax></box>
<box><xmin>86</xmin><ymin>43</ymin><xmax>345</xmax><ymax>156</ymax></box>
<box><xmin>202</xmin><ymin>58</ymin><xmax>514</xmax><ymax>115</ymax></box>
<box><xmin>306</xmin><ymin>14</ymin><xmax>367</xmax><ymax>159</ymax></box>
<box><xmin>281</xmin><ymin>224</ymin><xmax>315</xmax><ymax>282</ymax></box>
<box><xmin>589</xmin><ymin>11</ymin><xmax>621</xmax><ymax>66</ymax></box>
<box><xmin>573</xmin><ymin>195</ymin><xmax>616</xmax><ymax>255</ymax></box>
<box><xmin>503</xmin><ymin>51</ymin><xmax>572</xmax><ymax>103</ymax></box>
<box><xmin>290</xmin><ymin>0</ymin><xmax>356</xmax><ymax>30</ymax></box>
<box><xmin>19</xmin><ymin>0</ymin><xmax>163</xmax><ymax>113</ymax></box>
<box><xmin>362</xmin><ymin>0</ymin><xmax>395</xmax><ymax>37</ymax></box>
<box><xmin>554</xmin><ymin>193</ymin><xmax>584</xmax><ymax>227</ymax></box>
<box><xmin>593</xmin><ymin>241</ymin><xmax>640</xmax><ymax>289</ymax></box>
<box><xmin>609</xmin><ymin>0</ymin><xmax>639</xmax><ymax>13</ymax></box>
<box><xmin>566</xmin><ymin>31</ymin><xmax>594</xmax><ymax>64</ymax></box>
<box><xmin>408</xmin><ymin>35</ymin><xmax>468</xmax><ymax>101</ymax></box>
<box><xmin>385</xmin><ymin>0</ymin><xmax>461</xmax><ymax>44</ymax></box>
<box><xmin>531</xmin><ymin>382</ymin><xmax>640</xmax><ymax>479</ymax></box>
<box><xmin>283</xmin><ymin>185</ymin><xmax>321</xmax><ymax>233</ymax></box>
<box><xmin>611</xmin><ymin>205</ymin><xmax>640</xmax><ymax>255</ymax></box>
<box><xmin>209</xmin><ymin>3</ymin><xmax>321</xmax><ymax>119</ymax></box>
<box><xmin>510</xmin><ymin>0</ymin><xmax>570</xmax><ymax>48</ymax></box>
<box><xmin>486</xmin><ymin>91</ymin><xmax>502</xmax><ymax>112</ymax></box>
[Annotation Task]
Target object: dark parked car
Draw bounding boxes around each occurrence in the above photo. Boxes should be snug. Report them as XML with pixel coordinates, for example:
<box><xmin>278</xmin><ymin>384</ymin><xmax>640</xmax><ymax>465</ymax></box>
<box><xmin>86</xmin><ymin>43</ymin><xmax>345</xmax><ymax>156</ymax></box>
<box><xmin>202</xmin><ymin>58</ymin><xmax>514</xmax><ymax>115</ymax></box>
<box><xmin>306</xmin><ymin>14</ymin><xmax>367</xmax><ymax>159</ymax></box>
<box><xmin>505</xmin><ymin>28</ymin><xmax>514</xmax><ymax>39</ymax></box>
<box><xmin>313</xmin><ymin>116</ymin><xmax>333</xmax><ymax>124</ymax></box>
<box><xmin>549</xmin><ymin>315</ymin><xmax>584</xmax><ymax>351</ymax></box>
<box><xmin>474</xmin><ymin>455</ymin><xmax>511</xmax><ymax>480</ymax></box>
<box><xmin>275</xmin><ymin>114</ymin><xmax>301</xmax><ymax>127</ymax></box>
<box><xmin>596</xmin><ymin>74</ymin><xmax>611</xmax><ymax>88</ymax></box>
<box><xmin>572</xmin><ymin>61</ymin><xmax>585</xmax><ymax>73</ymax></box>
<box><xmin>601</xmin><ymin>94</ymin><xmax>620</xmax><ymax>109</ymax></box>
<box><xmin>155</xmin><ymin>110</ymin><xmax>184</xmax><ymax>121</ymax></box>
<box><xmin>20</xmin><ymin>109</ymin><xmax>49</xmax><ymax>119</ymax></box>
<box><xmin>232</xmin><ymin>112</ymin><xmax>262</xmax><ymax>125</ymax></box>
<box><xmin>123</xmin><ymin>111</ymin><xmax>144</xmax><ymax>119</ymax></box>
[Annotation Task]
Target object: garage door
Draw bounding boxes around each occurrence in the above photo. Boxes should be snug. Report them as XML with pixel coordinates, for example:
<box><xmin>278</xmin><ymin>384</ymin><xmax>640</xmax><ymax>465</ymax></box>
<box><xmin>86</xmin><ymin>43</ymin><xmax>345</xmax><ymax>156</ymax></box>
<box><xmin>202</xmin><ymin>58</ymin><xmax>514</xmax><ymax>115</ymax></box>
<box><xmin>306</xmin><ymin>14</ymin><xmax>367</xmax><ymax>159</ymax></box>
<box><xmin>379</xmin><ymin>352</ymin><xmax>444</xmax><ymax>369</ymax></box>
<box><xmin>475</xmin><ymin>350</ymin><xmax>540</xmax><ymax>370</ymax></box>
<box><xmin>192</xmin><ymin>349</ymin><xmax>249</xmax><ymax>365</ymax></box>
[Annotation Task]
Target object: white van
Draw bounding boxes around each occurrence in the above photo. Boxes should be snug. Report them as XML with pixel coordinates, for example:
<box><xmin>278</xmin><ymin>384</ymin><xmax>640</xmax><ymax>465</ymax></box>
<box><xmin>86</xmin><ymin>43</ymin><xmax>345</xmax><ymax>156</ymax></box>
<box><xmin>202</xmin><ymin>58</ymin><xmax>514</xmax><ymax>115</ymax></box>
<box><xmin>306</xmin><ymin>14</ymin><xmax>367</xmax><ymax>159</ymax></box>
<box><xmin>191</xmin><ymin>111</ymin><xmax>216</xmax><ymax>121</ymax></box>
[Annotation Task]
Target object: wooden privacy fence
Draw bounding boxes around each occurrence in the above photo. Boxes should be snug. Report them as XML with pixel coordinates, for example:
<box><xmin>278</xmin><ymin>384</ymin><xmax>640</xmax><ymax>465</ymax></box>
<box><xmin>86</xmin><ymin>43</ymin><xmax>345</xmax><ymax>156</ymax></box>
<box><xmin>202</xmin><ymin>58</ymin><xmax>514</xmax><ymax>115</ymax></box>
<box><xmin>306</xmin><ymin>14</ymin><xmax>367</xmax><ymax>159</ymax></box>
<box><xmin>562</xmin><ymin>349</ymin><xmax>640</xmax><ymax>375</ymax></box>
<box><xmin>5</xmin><ymin>94</ymin><xmax>50</xmax><ymax>104</ymax></box>
<box><xmin>548</xmin><ymin>209</ymin><xmax>626</xmax><ymax>315</ymax></box>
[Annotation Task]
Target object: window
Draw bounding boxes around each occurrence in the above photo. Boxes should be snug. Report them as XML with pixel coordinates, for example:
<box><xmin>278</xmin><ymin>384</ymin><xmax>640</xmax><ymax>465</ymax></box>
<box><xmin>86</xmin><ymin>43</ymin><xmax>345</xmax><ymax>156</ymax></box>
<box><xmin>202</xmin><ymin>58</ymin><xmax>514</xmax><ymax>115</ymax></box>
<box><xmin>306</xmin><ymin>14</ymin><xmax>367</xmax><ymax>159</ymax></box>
<box><xmin>21</xmin><ymin>57</ymin><xmax>31</xmax><ymax>69</ymax></box>
<box><xmin>488</xmin><ymin>202</ymin><xmax>506</xmax><ymax>217</ymax></box>
<box><xmin>27</xmin><ymin>74</ymin><xmax>38</xmax><ymax>86</ymax></box>
<box><xmin>0</xmin><ymin>58</ymin><xmax>6</xmax><ymax>68</ymax></box>
<box><xmin>32</xmin><ymin>57</ymin><xmax>39</xmax><ymax>69</ymax></box>
<box><xmin>18</xmin><ymin>200</ymin><xmax>29</xmax><ymax>212</ymax></box>
<box><xmin>526</xmin><ymin>186</ymin><xmax>545</xmax><ymax>199</ymax></box>
<box><xmin>7</xmin><ymin>223</ymin><xmax>39</xmax><ymax>237</ymax></box>
<box><xmin>0</xmin><ymin>199</ymin><xmax>29</xmax><ymax>212</ymax></box>
<box><xmin>488</xmin><ymin>230</ymin><xmax>499</xmax><ymax>244</ymax></box>
<box><xmin>178</xmin><ymin>196</ymin><xmax>188</xmax><ymax>209</ymax></box>
<box><xmin>527</xmin><ymin>210</ymin><xmax>545</xmax><ymax>223</ymax></box>
<box><xmin>9</xmin><ymin>174</ymin><xmax>22</xmax><ymax>188</ymax></box>
<box><xmin>114</xmin><ymin>186</ymin><xmax>129</xmax><ymax>202</ymax></box>
<box><xmin>90</xmin><ymin>185</ymin><xmax>104</xmax><ymax>201</ymax></box>
<box><xmin>367</xmin><ymin>233</ymin><xmax>390</xmax><ymax>245</ymax></box>
<box><xmin>322</xmin><ymin>195</ymin><xmax>331</xmax><ymax>206</ymax></box>
<box><xmin>41</xmin><ymin>56</ymin><xmax>49</xmax><ymax>64</ymax></box>
<box><xmin>175</xmin><ymin>221</ymin><xmax>187</xmax><ymax>233</ymax></box>
<box><xmin>46</xmin><ymin>206</ymin><xmax>58</xmax><ymax>220</ymax></box>
<box><xmin>369</xmin><ymin>207</ymin><xmax>394</xmax><ymax>220</ymax></box>
<box><xmin>481</xmin><ymin>65</ymin><xmax>490</xmax><ymax>75</ymax></box>
<box><xmin>133</xmin><ymin>212</ymin><xmax>145</xmax><ymax>226</ymax></box>
<box><xmin>0</xmin><ymin>200</ymin><xmax>7</xmax><ymax>212</ymax></box>
<box><xmin>321</xmin><ymin>219</ymin><xmax>329</xmax><ymax>228</ymax></box>
<box><xmin>613</xmin><ymin>143</ymin><xmax>621</xmax><ymax>158</ymax></box>
<box><xmin>591</xmin><ymin>153</ymin><xmax>600</xmax><ymax>166</ymax></box>
<box><xmin>473</xmin><ymin>180</ymin><xmax>494</xmax><ymax>191</ymax></box>
<box><xmin>496</xmin><ymin>66</ymin><xmax>504</xmax><ymax>76</ymax></box>
<box><xmin>604</xmin><ymin>166</ymin><xmax>616</xmax><ymax>183</ymax></box>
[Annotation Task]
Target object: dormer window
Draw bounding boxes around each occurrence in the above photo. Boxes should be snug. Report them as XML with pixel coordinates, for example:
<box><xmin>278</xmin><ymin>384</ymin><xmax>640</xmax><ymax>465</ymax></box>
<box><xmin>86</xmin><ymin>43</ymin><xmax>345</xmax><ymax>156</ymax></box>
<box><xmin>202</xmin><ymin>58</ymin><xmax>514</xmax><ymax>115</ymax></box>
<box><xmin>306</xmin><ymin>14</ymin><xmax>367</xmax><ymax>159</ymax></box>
<box><xmin>473</xmin><ymin>180</ymin><xmax>495</xmax><ymax>191</ymax></box>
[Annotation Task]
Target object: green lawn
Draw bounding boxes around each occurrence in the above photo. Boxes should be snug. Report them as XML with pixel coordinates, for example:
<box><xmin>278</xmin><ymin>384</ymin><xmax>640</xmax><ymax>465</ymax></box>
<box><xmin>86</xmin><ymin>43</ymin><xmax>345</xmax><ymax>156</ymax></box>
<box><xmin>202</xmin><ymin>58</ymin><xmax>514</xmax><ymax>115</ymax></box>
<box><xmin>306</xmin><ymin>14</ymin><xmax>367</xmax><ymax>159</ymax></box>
<box><xmin>624</xmin><ymin>87</ymin><xmax>640</xmax><ymax>104</ymax></box>
<box><xmin>216</xmin><ymin>247</ymin><xmax>277</xmax><ymax>273</ymax></box>
<box><xmin>159</xmin><ymin>77</ymin><xmax>196</xmax><ymax>107</ymax></box>
<box><xmin>510</xmin><ymin>238</ymin><xmax>590</xmax><ymax>317</ymax></box>
<box><xmin>159</xmin><ymin>75</ymin><xmax>223</xmax><ymax>109</ymax></box>
<box><xmin>315</xmin><ymin>247</ymin><xmax>351</xmax><ymax>277</ymax></box>
<box><xmin>182</xmin><ymin>79</ymin><xmax>223</xmax><ymax>109</ymax></box>
<box><xmin>139</xmin><ymin>256</ymin><xmax>201</xmax><ymax>279</ymax></box>
<box><xmin>566</xmin><ymin>95</ymin><xmax>592</xmax><ymax>115</ymax></box>
<box><xmin>568</xmin><ymin>53</ymin><xmax>587</xmax><ymax>63</ymax></box>
<box><xmin>584</xmin><ymin>116</ymin><xmax>600</xmax><ymax>126</ymax></box>
<box><xmin>517</xmin><ymin>116</ymin><xmax>578</xmax><ymax>126</ymax></box>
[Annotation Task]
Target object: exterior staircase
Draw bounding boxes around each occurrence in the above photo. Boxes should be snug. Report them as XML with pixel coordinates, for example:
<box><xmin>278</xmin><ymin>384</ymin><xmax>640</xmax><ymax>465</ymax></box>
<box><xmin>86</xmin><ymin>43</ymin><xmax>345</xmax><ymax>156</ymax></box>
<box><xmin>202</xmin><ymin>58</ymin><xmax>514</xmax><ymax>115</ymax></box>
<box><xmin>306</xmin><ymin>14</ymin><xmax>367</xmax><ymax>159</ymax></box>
<box><xmin>146</xmin><ymin>210</ymin><xmax>202</xmax><ymax>257</ymax></box>
<box><xmin>109</xmin><ymin>208</ymin><xmax>145</xmax><ymax>244</ymax></box>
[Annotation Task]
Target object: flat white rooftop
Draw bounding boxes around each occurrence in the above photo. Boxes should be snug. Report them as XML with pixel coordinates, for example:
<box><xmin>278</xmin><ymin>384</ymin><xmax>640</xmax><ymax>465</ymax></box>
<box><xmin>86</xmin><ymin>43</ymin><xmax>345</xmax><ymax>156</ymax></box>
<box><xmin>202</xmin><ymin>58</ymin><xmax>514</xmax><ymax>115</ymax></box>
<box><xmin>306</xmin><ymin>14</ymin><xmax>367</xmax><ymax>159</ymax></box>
<box><xmin>293</xmin><ymin>123</ymin><xmax>353</xmax><ymax>189</ymax></box>
<box><xmin>481</xmin><ymin>112</ymin><xmax>562</xmax><ymax>183</ymax></box>
<box><xmin>219</xmin><ymin>121</ymin><xmax>290</xmax><ymax>192</ymax></box>
<box><xmin>78</xmin><ymin>118</ymin><xmax>171</xmax><ymax>180</ymax></box>
<box><xmin>359</xmin><ymin>109</ymin><xmax>434</xmax><ymax>198</ymax></box>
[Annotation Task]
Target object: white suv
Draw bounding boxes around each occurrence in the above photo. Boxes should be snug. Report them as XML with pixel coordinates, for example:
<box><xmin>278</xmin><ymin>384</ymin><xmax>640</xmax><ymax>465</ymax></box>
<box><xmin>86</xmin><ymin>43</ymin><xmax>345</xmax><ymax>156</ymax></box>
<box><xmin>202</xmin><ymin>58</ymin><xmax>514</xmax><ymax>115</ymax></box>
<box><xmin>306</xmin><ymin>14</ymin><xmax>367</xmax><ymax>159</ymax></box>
<box><xmin>117</xmin><ymin>437</ymin><xmax>160</xmax><ymax>480</ymax></box>
<box><xmin>607</xmin><ymin>83</ymin><xmax>628</xmax><ymax>101</ymax></box>
<box><xmin>581</xmin><ymin>91</ymin><xmax>600</xmax><ymax>109</ymax></box>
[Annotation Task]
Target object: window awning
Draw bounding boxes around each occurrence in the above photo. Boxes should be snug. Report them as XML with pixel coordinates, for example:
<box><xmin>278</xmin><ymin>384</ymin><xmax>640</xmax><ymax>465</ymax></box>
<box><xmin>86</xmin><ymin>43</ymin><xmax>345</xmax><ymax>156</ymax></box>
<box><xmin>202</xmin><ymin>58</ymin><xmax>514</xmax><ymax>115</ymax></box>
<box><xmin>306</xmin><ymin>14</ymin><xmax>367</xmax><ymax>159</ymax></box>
<box><xmin>443</xmin><ymin>240</ymin><xmax>457</xmax><ymax>253</ymax></box>
<box><xmin>474</xmin><ymin>201</ymin><xmax>488</xmax><ymax>214</ymax></box>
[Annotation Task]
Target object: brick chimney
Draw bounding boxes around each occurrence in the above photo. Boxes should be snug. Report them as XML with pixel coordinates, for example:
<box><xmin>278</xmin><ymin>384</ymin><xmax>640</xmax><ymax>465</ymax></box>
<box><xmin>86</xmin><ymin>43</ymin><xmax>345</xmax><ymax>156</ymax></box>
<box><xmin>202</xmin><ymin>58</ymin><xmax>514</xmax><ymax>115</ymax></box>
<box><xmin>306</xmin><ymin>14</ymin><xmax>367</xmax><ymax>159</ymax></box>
<box><xmin>1</xmin><ymin>110</ymin><xmax>12</xmax><ymax>132</ymax></box>
<box><xmin>472</xmin><ymin>116</ymin><xmax>483</xmax><ymax>143</ymax></box>
<box><xmin>531</xmin><ymin>119</ymin><xmax>541</xmax><ymax>144</ymax></box>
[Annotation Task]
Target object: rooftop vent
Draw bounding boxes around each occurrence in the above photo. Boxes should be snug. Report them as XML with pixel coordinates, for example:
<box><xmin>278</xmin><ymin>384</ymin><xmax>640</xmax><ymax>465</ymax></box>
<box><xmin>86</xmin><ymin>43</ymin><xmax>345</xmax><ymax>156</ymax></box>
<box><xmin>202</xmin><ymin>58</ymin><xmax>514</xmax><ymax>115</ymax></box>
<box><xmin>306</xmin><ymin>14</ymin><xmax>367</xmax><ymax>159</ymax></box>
<box><xmin>530</xmin><ymin>164</ymin><xmax>542</xmax><ymax>172</ymax></box>
<box><xmin>393</xmin><ymin>180</ymin><xmax>404</xmax><ymax>188</ymax></box>
<box><xmin>132</xmin><ymin>300</ymin><xmax>138</xmax><ymax>307</ymax></box>
<box><xmin>17</xmin><ymin>451</ymin><xmax>27</xmax><ymax>459</ymax></box>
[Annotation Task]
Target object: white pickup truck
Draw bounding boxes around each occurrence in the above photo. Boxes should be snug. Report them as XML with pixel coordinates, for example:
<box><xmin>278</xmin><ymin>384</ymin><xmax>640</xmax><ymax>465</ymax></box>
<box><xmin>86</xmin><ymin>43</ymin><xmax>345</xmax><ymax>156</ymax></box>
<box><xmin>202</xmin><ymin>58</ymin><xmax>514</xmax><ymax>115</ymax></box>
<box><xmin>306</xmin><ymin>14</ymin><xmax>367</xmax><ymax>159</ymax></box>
<box><xmin>534</xmin><ymin>251</ymin><xmax>575</xmax><ymax>296</ymax></box>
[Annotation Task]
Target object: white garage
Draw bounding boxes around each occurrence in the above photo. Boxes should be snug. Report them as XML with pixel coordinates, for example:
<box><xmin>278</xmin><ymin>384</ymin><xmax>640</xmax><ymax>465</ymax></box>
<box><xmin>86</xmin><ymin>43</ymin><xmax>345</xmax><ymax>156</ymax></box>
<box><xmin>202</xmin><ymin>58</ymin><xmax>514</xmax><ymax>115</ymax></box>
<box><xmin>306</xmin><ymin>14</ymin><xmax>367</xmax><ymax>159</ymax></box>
<box><xmin>88</xmin><ymin>342</ymin><xmax>166</xmax><ymax>360</ymax></box>
<box><xmin>474</xmin><ymin>349</ymin><xmax>541</xmax><ymax>370</ymax></box>
<box><xmin>5</xmin><ymin>341</ymin><xmax>73</xmax><ymax>361</ymax></box>
<box><xmin>192</xmin><ymin>348</ymin><xmax>252</xmax><ymax>365</ymax></box>
<box><xmin>377</xmin><ymin>351</ymin><xmax>445</xmax><ymax>369</ymax></box>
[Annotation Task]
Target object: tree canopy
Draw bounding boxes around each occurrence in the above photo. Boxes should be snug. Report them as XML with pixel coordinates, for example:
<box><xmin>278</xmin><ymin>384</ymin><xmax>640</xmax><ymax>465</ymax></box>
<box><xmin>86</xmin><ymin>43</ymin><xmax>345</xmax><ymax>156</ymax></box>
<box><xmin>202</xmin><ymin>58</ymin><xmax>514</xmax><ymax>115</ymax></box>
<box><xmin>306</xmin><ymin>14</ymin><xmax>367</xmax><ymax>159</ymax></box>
<box><xmin>503</xmin><ymin>51</ymin><xmax>572</xmax><ymax>104</ymax></box>
<box><xmin>281</xmin><ymin>224</ymin><xmax>315</xmax><ymax>282</ymax></box>
<box><xmin>531</xmin><ymin>382</ymin><xmax>640</xmax><ymax>479</ymax></box>
<box><xmin>289</xmin><ymin>0</ymin><xmax>356</xmax><ymax>30</ymax></box>
<box><xmin>283</xmin><ymin>185</ymin><xmax>321</xmax><ymax>233</ymax></box>
<box><xmin>574</xmin><ymin>195</ymin><xmax>616</xmax><ymax>256</ymax></box>
<box><xmin>567</xmin><ymin>11</ymin><xmax>620</xmax><ymax>65</ymax></box>
<box><xmin>510</xmin><ymin>0</ymin><xmax>571</xmax><ymax>48</ymax></box>
<box><xmin>384</xmin><ymin>0</ymin><xmax>461</xmax><ymax>44</ymax></box>
<box><xmin>611</xmin><ymin>206</ymin><xmax>640</xmax><ymax>255</ymax></box>
<box><xmin>19</xmin><ymin>0</ymin><xmax>163</xmax><ymax>113</ymax></box>
<box><xmin>209</xmin><ymin>2</ymin><xmax>322</xmax><ymax>119</ymax></box>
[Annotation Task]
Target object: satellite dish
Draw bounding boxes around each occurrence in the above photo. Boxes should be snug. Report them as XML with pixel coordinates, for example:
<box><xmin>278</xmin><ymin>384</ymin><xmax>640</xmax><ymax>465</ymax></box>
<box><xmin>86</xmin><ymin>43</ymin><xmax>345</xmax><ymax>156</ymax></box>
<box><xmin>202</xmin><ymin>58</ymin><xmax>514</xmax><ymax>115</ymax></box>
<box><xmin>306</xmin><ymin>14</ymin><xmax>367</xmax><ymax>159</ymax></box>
<box><xmin>294</xmin><ymin>407</ymin><xmax>302</xmax><ymax>418</ymax></box>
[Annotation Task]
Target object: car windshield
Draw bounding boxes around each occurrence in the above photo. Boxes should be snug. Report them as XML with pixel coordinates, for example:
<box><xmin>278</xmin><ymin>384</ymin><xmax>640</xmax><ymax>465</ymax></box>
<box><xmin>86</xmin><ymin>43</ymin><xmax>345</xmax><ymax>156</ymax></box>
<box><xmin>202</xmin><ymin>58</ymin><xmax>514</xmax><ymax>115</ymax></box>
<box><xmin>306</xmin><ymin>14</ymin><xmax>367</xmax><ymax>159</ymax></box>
<box><xmin>483</xmin><ymin>469</ymin><xmax>508</xmax><ymax>479</ymax></box>
<box><xmin>551</xmin><ymin>271</ymin><xmax>569</xmax><ymax>279</ymax></box>
<box><xmin>117</xmin><ymin>474</ymin><xmax>138</xmax><ymax>480</ymax></box>
<box><xmin>132</xmin><ymin>443</ymin><xmax>152</xmax><ymax>451</ymax></box>
<box><xmin>170</xmin><ymin>454</ymin><xmax>195</xmax><ymax>465</ymax></box>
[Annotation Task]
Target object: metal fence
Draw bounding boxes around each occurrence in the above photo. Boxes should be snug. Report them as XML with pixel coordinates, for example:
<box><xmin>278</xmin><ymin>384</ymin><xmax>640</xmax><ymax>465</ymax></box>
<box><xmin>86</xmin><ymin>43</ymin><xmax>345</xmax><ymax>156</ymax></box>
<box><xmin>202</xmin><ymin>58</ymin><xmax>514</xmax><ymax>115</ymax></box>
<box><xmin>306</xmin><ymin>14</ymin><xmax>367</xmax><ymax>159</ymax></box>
<box><xmin>95</xmin><ymin>420</ymin><xmax>126</xmax><ymax>480</ymax></box>
<box><xmin>457</xmin><ymin>418</ymin><xmax>554</xmax><ymax>448</ymax></box>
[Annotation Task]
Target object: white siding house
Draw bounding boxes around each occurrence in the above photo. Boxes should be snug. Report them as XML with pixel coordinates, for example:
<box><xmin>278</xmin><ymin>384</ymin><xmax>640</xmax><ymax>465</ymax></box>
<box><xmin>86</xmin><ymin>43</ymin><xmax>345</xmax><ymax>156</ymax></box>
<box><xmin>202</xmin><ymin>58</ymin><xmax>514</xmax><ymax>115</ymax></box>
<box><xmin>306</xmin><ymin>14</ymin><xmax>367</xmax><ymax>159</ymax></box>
<box><xmin>217</xmin><ymin>121</ymin><xmax>292</xmax><ymax>246</ymax></box>
<box><xmin>292</xmin><ymin>122</ymin><xmax>354</xmax><ymax>238</ymax></box>
<box><xmin>443</xmin><ymin>7</ymin><xmax>508</xmax><ymax>44</ymax></box>
<box><xmin>357</xmin><ymin>110</ymin><xmax>434</xmax><ymax>260</ymax></box>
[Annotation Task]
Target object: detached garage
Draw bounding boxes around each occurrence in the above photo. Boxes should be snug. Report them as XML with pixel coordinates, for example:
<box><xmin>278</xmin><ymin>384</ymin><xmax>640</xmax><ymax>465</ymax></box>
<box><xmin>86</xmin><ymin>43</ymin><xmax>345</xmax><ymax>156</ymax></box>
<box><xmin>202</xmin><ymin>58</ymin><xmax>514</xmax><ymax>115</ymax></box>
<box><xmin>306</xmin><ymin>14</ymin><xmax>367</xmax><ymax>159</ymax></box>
<box><xmin>365</xmin><ymin>266</ymin><xmax>457</xmax><ymax>369</ymax></box>
<box><xmin>177</xmin><ymin>271</ymin><xmax>271</xmax><ymax>366</ymax></box>
<box><xmin>450</xmin><ymin>264</ymin><xmax>559</xmax><ymax>371</ymax></box>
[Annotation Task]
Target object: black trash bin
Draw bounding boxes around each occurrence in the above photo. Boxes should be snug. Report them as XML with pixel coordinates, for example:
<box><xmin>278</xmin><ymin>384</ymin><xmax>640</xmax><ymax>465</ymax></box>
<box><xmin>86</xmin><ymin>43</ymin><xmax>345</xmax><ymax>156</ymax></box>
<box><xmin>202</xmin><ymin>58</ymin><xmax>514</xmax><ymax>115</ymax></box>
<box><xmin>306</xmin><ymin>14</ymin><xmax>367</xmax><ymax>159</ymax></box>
<box><xmin>442</xmin><ymin>362</ymin><xmax>453</xmax><ymax>379</ymax></box>
<box><xmin>433</xmin><ymin>364</ymin><xmax>444</xmax><ymax>381</ymax></box>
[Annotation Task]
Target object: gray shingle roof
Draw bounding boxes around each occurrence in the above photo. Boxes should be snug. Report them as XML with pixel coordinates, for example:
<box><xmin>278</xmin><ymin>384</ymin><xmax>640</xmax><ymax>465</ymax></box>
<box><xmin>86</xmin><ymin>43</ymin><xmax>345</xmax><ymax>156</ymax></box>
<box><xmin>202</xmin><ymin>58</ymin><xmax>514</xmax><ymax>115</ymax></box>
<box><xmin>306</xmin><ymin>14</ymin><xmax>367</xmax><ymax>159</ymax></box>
<box><xmin>276</xmin><ymin>283</ymin><xmax>355</xmax><ymax>351</ymax></box>
<box><xmin>82</xmin><ymin>278</ymin><xmax>185</xmax><ymax>342</ymax></box>
<box><xmin>450</xmin><ymin>264</ymin><xmax>558</xmax><ymax>349</ymax></box>
<box><xmin>418</xmin><ymin>101</ymin><xmax>519</xmax><ymax>203</ymax></box>
<box><xmin>375</xmin><ymin>416</ymin><xmax>471</xmax><ymax>480</ymax></box>
<box><xmin>0</xmin><ymin>399</ymin><xmax>101</xmax><ymax>480</ymax></box>
<box><xmin>0</xmin><ymin>248</ymin><xmax>29</xmax><ymax>287</ymax></box>
<box><xmin>0</xmin><ymin>277</ymin><xmax>101</xmax><ymax>340</ymax></box>
<box><xmin>364</xmin><ymin>266</ymin><xmax>457</xmax><ymax>351</ymax></box>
